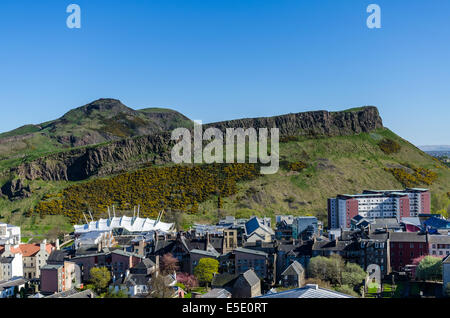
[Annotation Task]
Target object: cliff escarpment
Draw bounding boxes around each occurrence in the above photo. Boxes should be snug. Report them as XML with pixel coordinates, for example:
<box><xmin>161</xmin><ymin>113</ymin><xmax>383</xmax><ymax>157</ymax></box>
<box><xmin>2</xmin><ymin>106</ymin><xmax>383</xmax><ymax>197</ymax></box>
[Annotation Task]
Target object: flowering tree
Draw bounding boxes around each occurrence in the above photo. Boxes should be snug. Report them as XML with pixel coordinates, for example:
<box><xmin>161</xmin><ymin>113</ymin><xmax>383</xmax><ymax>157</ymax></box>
<box><xmin>176</xmin><ymin>272</ymin><xmax>198</xmax><ymax>291</ymax></box>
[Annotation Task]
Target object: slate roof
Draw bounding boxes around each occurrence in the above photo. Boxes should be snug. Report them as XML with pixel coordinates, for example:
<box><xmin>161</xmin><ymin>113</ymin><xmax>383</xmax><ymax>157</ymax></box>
<box><xmin>124</xmin><ymin>273</ymin><xmax>151</xmax><ymax>286</ymax></box>
<box><xmin>245</xmin><ymin>217</ymin><xmax>274</xmax><ymax>236</ymax></box>
<box><xmin>111</xmin><ymin>249</ymin><xmax>143</xmax><ymax>258</ymax></box>
<box><xmin>424</xmin><ymin>217</ymin><xmax>450</xmax><ymax>229</ymax></box>
<box><xmin>256</xmin><ymin>284</ymin><xmax>353</xmax><ymax>298</ymax></box>
<box><xmin>45</xmin><ymin>289</ymin><xmax>96</xmax><ymax>298</ymax></box>
<box><xmin>312</xmin><ymin>239</ymin><xmax>358</xmax><ymax>252</ymax></box>
<box><xmin>0</xmin><ymin>278</ymin><xmax>28</xmax><ymax>291</ymax></box>
<box><xmin>241</xmin><ymin>269</ymin><xmax>260</xmax><ymax>287</ymax></box>
<box><xmin>0</xmin><ymin>256</ymin><xmax>14</xmax><ymax>264</ymax></box>
<box><xmin>443</xmin><ymin>255</ymin><xmax>450</xmax><ymax>264</ymax></box>
<box><xmin>234</xmin><ymin>247</ymin><xmax>268</xmax><ymax>257</ymax></box>
<box><xmin>190</xmin><ymin>249</ymin><xmax>220</xmax><ymax>258</ymax></box>
<box><xmin>389</xmin><ymin>232</ymin><xmax>428</xmax><ymax>242</ymax></box>
<box><xmin>281</xmin><ymin>261</ymin><xmax>304</xmax><ymax>276</ymax></box>
<box><xmin>41</xmin><ymin>264</ymin><xmax>64</xmax><ymax>270</ymax></box>
<box><xmin>428</xmin><ymin>234</ymin><xmax>450</xmax><ymax>244</ymax></box>
<box><xmin>47</xmin><ymin>250</ymin><xmax>70</xmax><ymax>264</ymax></box>
<box><xmin>201</xmin><ymin>288</ymin><xmax>231</xmax><ymax>298</ymax></box>
<box><xmin>211</xmin><ymin>273</ymin><xmax>239</xmax><ymax>288</ymax></box>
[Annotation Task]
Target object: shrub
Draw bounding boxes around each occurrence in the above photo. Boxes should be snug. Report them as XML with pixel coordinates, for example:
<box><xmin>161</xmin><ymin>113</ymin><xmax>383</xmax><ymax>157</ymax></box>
<box><xmin>378</xmin><ymin>138</ymin><xmax>401</xmax><ymax>154</ymax></box>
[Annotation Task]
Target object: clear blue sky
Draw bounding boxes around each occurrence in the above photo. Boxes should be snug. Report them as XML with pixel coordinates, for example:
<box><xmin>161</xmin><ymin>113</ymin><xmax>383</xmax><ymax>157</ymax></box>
<box><xmin>0</xmin><ymin>0</ymin><xmax>449</xmax><ymax>145</ymax></box>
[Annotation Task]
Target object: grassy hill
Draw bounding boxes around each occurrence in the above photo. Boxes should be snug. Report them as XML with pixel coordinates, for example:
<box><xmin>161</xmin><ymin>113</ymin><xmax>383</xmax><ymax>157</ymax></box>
<box><xmin>0</xmin><ymin>103</ymin><xmax>448</xmax><ymax>240</ymax></box>
<box><xmin>0</xmin><ymin>99</ymin><xmax>192</xmax><ymax>171</ymax></box>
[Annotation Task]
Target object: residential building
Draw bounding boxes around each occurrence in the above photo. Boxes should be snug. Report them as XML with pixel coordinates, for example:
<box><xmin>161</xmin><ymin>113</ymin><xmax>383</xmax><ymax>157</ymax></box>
<box><xmin>0</xmin><ymin>253</ymin><xmax>23</xmax><ymax>281</ymax></box>
<box><xmin>389</xmin><ymin>232</ymin><xmax>428</xmax><ymax>272</ymax></box>
<box><xmin>280</xmin><ymin>261</ymin><xmax>305</xmax><ymax>288</ymax></box>
<box><xmin>40</xmin><ymin>261</ymin><xmax>79</xmax><ymax>294</ymax></box>
<box><xmin>0</xmin><ymin>223</ymin><xmax>21</xmax><ymax>245</ymax></box>
<box><xmin>443</xmin><ymin>255</ymin><xmax>450</xmax><ymax>296</ymax></box>
<box><xmin>428</xmin><ymin>234</ymin><xmax>450</xmax><ymax>257</ymax></box>
<box><xmin>328</xmin><ymin>188</ymin><xmax>431</xmax><ymax>229</ymax></box>
<box><xmin>292</xmin><ymin>216</ymin><xmax>320</xmax><ymax>240</ymax></box>
<box><xmin>201</xmin><ymin>288</ymin><xmax>232</xmax><ymax>298</ymax></box>
<box><xmin>244</xmin><ymin>217</ymin><xmax>274</xmax><ymax>243</ymax></box>
<box><xmin>234</xmin><ymin>247</ymin><xmax>268</xmax><ymax>280</ymax></box>
<box><xmin>0</xmin><ymin>277</ymin><xmax>28</xmax><ymax>298</ymax></box>
<box><xmin>112</xmin><ymin>258</ymin><xmax>157</xmax><ymax>297</ymax></box>
<box><xmin>232</xmin><ymin>269</ymin><xmax>261</xmax><ymax>298</ymax></box>
<box><xmin>189</xmin><ymin>249</ymin><xmax>220</xmax><ymax>274</ymax></box>
<box><xmin>2</xmin><ymin>241</ymin><xmax>54</xmax><ymax>279</ymax></box>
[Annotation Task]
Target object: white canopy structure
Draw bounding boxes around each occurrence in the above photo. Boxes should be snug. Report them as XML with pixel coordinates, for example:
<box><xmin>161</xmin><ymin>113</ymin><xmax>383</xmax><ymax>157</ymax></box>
<box><xmin>73</xmin><ymin>216</ymin><xmax>174</xmax><ymax>234</ymax></box>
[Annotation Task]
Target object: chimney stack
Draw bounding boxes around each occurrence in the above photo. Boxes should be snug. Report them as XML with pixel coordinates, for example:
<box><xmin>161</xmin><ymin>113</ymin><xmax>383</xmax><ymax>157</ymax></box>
<box><xmin>55</xmin><ymin>238</ymin><xmax>60</xmax><ymax>250</ymax></box>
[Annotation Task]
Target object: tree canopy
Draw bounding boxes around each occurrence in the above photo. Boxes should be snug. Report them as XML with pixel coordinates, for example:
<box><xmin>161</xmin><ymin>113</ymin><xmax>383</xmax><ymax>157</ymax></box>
<box><xmin>194</xmin><ymin>258</ymin><xmax>219</xmax><ymax>286</ymax></box>
<box><xmin>415</xmin><ymin>256</ymin><xmax>442</xmax><ymax>281</ymax></box>
<box><xmin>307</xmin><ymin>255</ymin><xmax>366</xmax><ymax>289</ymax></box>
<box><xmin>90</xmin><ymin>267</ymin><xmax>111</xmax><ymax>293</ymax></box>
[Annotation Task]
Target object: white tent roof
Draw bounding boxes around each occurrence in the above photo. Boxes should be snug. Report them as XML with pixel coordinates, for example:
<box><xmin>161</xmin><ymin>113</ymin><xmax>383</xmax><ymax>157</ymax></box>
<box><xmin>74</xmin><ymin>216</ymin><xmax>174</xmax><ymax>234</ymax></box>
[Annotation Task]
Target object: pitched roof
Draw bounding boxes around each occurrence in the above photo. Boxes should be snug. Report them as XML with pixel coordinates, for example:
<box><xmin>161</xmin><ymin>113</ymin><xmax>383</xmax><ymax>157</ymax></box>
<box><xmin>281</xmin><ymin>261</ymin><xmax>304</xmax><ymax>276</ymax></box>
<box><xmin>443</xmin><ymin>255</ymin><xmax>450</xmax><ymax>264</ymax></box>
<box><xmin>256</xmin><ymin>284</ymin><xmax>353</xmax><ymax>298</ymax></box>
<box><xmin>190</xmin><ymin>249</ymin><xmax>220</xmax><ymax>258</ymax></box>
<box><xmin>201</xmin><ymin>288</ymin><xmax>231</xmax><ymax>298</ymax></box>
<box><xmin>45</xmin><ymin>289</ymin><xmax>96</xmax><ymax>298</ymax></box>
<box><xmin>424</xmin><ymin>217</ymin><xmax>450</xmax><ymax>229</ymax></box>
<box><xmin>0</xmin><ymin>257</ymin><xmax>14</xmax><ymax>264</ymax></box>
<box><xmin>211</xmin><ymin>273</ymin><xmax>239</xmax><ymax>288</ymax></box>
<box><xmin>389</xmin><ymin>232</ymin><xmax>428</xmax><ymax>242</ymax></box>
<box><xmin>0</xmin><ymin>278</ymin><xmax>28</xmax><ymax>291</ymax></box>
<box><xmin>428</xmin><ymin>234</ymin><xmax>450</xmax><ymax>244</ymax></box>
<box><xmin>240</xmin><ymin>269</ymin><xmax>260</xmax><ymax>287</ymax></box>
<box><xmin>234</xmin><ymin>247</ymin><xmax>268</xmax><ymax>257</ymax></box>
<box><xmin>9</xmin><ymin>243</ymin><xmax>53</xmax><ymax>257</ymax></box>
<box><xmin>124</xmin><ymin>273</ymin><xmax>151</xmax><ymax>286</ymax></box>
<box><xmin>245</xmin><ymin>217</ymin><xmax>274</xmax><ymax>237</ymax></box>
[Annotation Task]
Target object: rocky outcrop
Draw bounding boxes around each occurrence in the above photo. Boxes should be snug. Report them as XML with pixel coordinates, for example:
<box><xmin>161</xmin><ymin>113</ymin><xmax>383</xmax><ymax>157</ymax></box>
<box><xmin>12</xmin><ymin>132</ymin><xmax>175</xmax><ymax>182</ymax></box>
<box><xmin>206</xmin><ymin>106</ymin><xmax>383</xmax><ymax>137</ymax></box>
<box><xmin>4</xmin><ymin>106</ymin><xmax>383</xmax><ymax>196</ymax></box>
<box><xmin>1</xmin><ymin>179</ymin><xmax>31</xmax><ymax>200</ymax></box>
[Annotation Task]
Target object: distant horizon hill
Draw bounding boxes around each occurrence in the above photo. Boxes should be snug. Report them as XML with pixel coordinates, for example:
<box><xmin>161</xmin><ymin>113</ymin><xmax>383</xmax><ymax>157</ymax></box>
<box><xmin>418</xmin><ymin>145</ymin><xmax>450</xmax><ymax>152</ymax></box>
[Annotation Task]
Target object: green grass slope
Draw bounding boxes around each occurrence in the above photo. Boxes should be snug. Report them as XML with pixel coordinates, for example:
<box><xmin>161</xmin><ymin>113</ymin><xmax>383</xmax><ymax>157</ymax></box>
<box><xmin>1</xmin><ymin>126</ymin><xmax>448</xmax><ymax>237</ymax></box>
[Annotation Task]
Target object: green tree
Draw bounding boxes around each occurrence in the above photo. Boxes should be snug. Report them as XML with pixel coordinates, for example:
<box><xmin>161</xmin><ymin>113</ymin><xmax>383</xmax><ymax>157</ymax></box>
<box><xmin>105</xmin><ymin>288</ymin><xmax>129</xmax><ymax>298</ymax></box>
<box><xmin>334</xmin><ymin>284</ymin><xmax>359</xmax><ymax>297</ymax></box>
<box><xmin>307</xmin><ymin>256</ymin><xmax>330</xmax><ymax>281</ymax></box>
<box><xmin>194</xmin><ymin>258</ymin><xmax>219</xmax><ymax>287</ymax></box>
<box><xmin>415</xmin><ymin>256</ymin><xmax>442</xmax><ymax>281</ymax></box>
<box><xmin>89</xmin><ymin>267</ymin><xmax>111</xmax><ymax>293</ymax></box>
<box><xmin>326</xmin><ymin>254</ymin><xmax>345</xmax><ymax>285</ymax></box>
<box><xmin>341</xmin><ymin>262</ymin><xmax>367</xmax><ymax>287</ymax></box>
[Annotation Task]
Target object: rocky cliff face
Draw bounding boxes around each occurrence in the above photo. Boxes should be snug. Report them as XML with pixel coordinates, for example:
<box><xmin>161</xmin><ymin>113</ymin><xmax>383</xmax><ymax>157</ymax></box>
<box><xmin>5</xmin><ymin>106</ymin><xmax>383</xmax><ymax>196</ymax></box>
<box><xmin>206</xmin><ymin>106</ymin><xmax>383</xmax><ymax>136</ymax></box>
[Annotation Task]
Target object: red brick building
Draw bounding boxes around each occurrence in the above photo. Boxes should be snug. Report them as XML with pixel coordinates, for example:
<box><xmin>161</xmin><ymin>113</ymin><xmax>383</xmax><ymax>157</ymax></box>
<box><xmin>389</xmin><ymin>232</ymin><xmax>428</xmax><ymax>272</ymax></box>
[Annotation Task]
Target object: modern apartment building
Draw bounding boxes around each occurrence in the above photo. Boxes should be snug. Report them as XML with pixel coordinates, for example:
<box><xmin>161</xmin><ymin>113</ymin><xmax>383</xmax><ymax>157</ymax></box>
<box><xmin>328</xmin><ymin>188</ymin><xmax>430</xmax><ymax>230</ymax></box>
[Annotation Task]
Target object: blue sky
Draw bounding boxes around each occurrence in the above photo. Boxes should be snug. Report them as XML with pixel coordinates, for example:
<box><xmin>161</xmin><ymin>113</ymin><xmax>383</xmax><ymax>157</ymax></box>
<box><xmin>0</xmin><ymin>0</ymin><xmax>449</xmax><ymax>145</ymax></box>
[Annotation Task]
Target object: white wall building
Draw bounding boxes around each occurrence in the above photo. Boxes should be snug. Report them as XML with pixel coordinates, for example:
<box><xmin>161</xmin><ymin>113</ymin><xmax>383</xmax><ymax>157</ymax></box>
<box><xmin>0</xmin><ymin>223</ymin><xmax>21</xmax><ymax>245</ymax></box>
<box><xmin>0</xmin><ymin>251</ymin><xmax>23</xmax><ymax>281</ymax></box>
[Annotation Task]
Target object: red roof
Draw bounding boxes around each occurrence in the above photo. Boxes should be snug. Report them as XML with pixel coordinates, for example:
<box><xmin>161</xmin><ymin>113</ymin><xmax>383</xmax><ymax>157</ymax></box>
<box><xmin>8</xmin><ymin>243</ymin><xmax>54</xmax><ymax>257</ymax></box>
